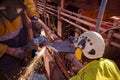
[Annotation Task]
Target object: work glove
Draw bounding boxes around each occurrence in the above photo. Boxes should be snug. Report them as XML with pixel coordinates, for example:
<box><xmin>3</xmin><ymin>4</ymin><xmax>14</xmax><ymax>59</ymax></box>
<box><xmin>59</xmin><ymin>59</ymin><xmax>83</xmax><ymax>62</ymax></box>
<box><xmin>34</xmin><ymin>36</ymin><xmax>48</xmax><ymax>47</ymax></box>
<box><xmin>39</xmin><ymin>36</ymin><xmax>48</xmax><ymax>47</ymax></box>
<box><xmin>31</xmin><ymin>16</ymin><xmax>41</xmax><ymax>34</ymax></box>
<box><xmin>26</xmin><ymin>36</ymin><xmax>48</xmax><ymax>50</ymax></box>
<box><xmin>13</xmin><ymin>47</ymin><xmax>30</xmax><ymax>59</ymax></box>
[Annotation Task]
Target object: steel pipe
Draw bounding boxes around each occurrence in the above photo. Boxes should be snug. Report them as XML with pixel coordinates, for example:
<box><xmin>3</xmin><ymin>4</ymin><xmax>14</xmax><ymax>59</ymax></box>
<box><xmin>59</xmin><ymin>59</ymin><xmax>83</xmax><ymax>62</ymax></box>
<box><xmin>46</xmin><ymin>10</ymin><xmax>58</xmax><ymax>17</ymax></box>
<box><xmin>36</xmin><ymin>1</ymin><xmax>110</xmax><ymax>32</ymax></box>
<box><xmin>37</xmin><ymin>8</ymin><xmax>57</xmax><ymax>16</ymax></box>
<box><xmin>38</xmin><ymin>2</ymin><xmax>112</xmax><ymax>27</ymax></box>
<box><xmin>37</xmin><ymin>6</ymin><xmax>44</xmax><ymax>10</ymax></box>
<box><xmin>37</xmin><ymin>3</ymin><xmax>57</xmax><ymax>13</ymax></box>
<box><xmin>113</xmin><ymin>33</ymin><xmax>120</xmax><ymax>40</ymax></box>
<box><xmin>60</xmin><ymin>17</ymin><xmax>89</xmax><ymax>32</ymax></box>
<box><xmin>37</xmin><ymin>16</ymin><xmax>84</xmax><ymax>79</ymax></box>
<box><xmin>60</xmin><ymin>12</ymin><xmax>95</xmax><ymax>28</ymax></box>
<box><xmin>37</xmin><ymin>1</ymin><xmax>57</xmax><ymax>9</ymax></box>
<box><xmin>37</xmin><ymin>1</ymin><xmax>108</xmax><ymax>32</ymax></box>
<box><xmin>38</xmin><ymin>19</ymin><xmax>59</xmax><ymax>40</ymax></box>
<box><xmin>61</xmin><ymin>0</ymin><xmax>65</xmax><ymax>9</ymax></box>
<box><xmin>55</xmin><ymin>55</ymin><xmax>71</xmax><ymax>79</ymax></box>
<box><xmin>95</xmin><ymin>0</ymin><xmax>108</xmax><ymax>32</ymax></box>
<box><xmin>110</xmin><ymin>42</ymin><xmax>120</xmax><ymax>48</ymax></box>
<box><xmin>63</xmin><ymin>9</ymin><xmax>96</xmax><ymax>22</ymax></box>
<box><xmin>37</xmin><ymin>9</ymin><xmax>43</xmax><ymax>13</ymax></box>
<box><xmin>60</xmin><ymin>12</ymin><xmax>106</xmax><ymax>31</ymax></box>
<box><xmin>63</xmin><ymin>9</ymin><xmax>113</xmax><ymax>27</ymax></box>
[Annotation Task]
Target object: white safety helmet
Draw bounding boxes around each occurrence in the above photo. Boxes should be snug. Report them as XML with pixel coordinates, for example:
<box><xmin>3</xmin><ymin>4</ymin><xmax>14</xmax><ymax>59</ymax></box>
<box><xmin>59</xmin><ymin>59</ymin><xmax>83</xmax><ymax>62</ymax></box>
<box><xmin>74</xmin><ymin>31</ymin><xmax>105</xmax><ymax>59</ymax></box>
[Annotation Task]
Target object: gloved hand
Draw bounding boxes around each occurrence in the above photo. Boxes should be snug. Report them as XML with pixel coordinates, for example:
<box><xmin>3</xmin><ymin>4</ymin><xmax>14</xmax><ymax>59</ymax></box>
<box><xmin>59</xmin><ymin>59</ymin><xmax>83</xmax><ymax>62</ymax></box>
<box><xmin>12</xmin><ymin>47</ymin><xmax>30</xmax><ymax>59</ymax></box>
<box><xmin>12</xmin><ymin>47</ymin><xmax>25</xmax><ymax>59</ymax></box>
<box><xmin>39</xmin><ymin>36</ymin><xmax>48</xmax><ymax>47</ymax></box>
<box><xmin>26</xmin><ymin>36</ymin><xmax>48</xmax><ymax>50</ymax></box>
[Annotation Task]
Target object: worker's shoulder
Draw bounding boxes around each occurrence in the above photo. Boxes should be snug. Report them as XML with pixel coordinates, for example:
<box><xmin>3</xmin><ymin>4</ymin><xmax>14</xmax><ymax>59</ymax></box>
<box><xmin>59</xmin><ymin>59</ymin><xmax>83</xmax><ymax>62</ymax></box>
<box><xmin>91</xmin><ymin>58</ymin><xmax>118</xmax><ymax>69</ymax></box>
<box><xmin>100</xmin><ymin>58</ymin><xmax>116</xmax><ymax>64</ymax></box>
<box><xmin>86</xmin><ymin>58</ymin><xmax>115</xmax><ymax>67</ymax></box>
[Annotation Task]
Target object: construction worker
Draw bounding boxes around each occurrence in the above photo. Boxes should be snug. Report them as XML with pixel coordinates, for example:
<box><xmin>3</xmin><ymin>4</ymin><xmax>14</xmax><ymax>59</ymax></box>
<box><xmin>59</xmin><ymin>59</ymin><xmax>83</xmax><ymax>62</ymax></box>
<box><xmin>70</xmin><ymin>31</ymin><xmax>120</xmax><ymax>80</ymax></box>
<box><xmin>0</xmin><ymin>0</ymin><xmax>41</xmax><ymax>79</ymax></box>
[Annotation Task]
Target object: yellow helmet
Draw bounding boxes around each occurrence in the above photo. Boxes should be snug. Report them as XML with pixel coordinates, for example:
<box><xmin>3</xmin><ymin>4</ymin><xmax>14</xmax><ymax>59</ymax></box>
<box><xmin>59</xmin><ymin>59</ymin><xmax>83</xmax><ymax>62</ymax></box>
<box><xmin>74</xmin><ymin>31</ymin><xmax>105</xmax><ymax>59</ymax></box>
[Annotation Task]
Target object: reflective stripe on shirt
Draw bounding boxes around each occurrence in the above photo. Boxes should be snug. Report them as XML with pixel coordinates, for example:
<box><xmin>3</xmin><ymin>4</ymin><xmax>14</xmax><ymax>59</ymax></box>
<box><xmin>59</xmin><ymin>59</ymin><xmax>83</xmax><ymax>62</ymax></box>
<box><xmin>0</xmin><ymin>22</ymin><xmax>23</xmax><ymax>41</ymax></box>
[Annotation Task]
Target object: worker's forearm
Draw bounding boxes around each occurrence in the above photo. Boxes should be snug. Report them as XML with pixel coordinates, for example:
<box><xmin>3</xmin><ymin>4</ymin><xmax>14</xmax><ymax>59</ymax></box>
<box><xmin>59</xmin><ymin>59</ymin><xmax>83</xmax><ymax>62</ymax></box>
<box><xmin>5</xmin><ymin>47</ymin><xmax>15</xmax><ymax>56</ymax></box>
<box><xmin>0</xmin><ymin>44</ymin><xmax>8</xmax><ymax>57</ymax></box>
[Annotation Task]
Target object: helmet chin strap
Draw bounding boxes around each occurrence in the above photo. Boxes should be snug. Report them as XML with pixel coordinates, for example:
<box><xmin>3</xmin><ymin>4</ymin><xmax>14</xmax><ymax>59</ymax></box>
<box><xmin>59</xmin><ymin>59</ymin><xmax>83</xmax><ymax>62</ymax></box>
<box><xmin>81</xmin><ymin>54</ymin><xmax>91</xmax><ymax>64</ymax></box>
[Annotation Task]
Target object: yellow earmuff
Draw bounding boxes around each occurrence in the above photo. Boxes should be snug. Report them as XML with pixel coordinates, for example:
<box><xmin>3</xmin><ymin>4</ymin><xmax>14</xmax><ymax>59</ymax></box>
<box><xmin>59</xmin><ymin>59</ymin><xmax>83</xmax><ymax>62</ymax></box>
<box><xmin>75</xmin><ymin>48</ymin><xmax>82</xmax><ymax>61</ymax></box>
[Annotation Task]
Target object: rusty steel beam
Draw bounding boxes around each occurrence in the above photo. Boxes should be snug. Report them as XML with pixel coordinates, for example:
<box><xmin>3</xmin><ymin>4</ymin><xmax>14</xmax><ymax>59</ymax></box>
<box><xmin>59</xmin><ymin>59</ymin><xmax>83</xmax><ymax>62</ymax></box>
<box><xmin>37</xmin><ymin>8</ymin><xmax>44</xmax><ymax>14</ymax></box>
<box><xmin>18</xmin><ymin>47</ymin><xmax>46</xmax><ymax>80</ymax></box>
<box><xmin>38</xmin><ymin>19</ymin><xmax>59</xmax><ymax>41</ymax></box>
<box><xmin>37</xmin><ymin>16</ymin><xmax>84</xmax><ymax>79</ymax></box>
<box><xmin>61</xmin><ymin>12</ymin><xmax>106</xmax><ymax>31</ymax></box>
<box><xmin>63</xmin><ymin>9</ymin><xmax>113</xmax><ymax>27</ymax></box>
<box><xmin>55</xmin><ymin>55</ymin><xmax>71</xmax><ymax>79</ymax></box>
<box><xmin>60</xmin><ymin>17</ymin><xmax>89</xmax><ymax>32</ymax></box>
<box><xmin>37</xmin><ymin>6</ymin><xmax>44</xmax><ymax>10</ymax></box>
<box><xmin>43</xmin><ymin>50</ymin><xmax>54</xmax><ymax>80</ymax></box>
<box><xmin>60</xmin><ymin>12</ymin><xmax>106</xmax><ymax>32</ymax></box>
<box><xmin>60</xmin><ymin>12</ymin><xmax>95</xmax><ymax>28</ymax></box>
<box><xmin>57</xmin><ymin>0</ymin><xmax>65</xmax><ymax>37</ymax></box>
<box><xmin>37</xmin><ymin>2</ymin><xmax>58</xmax><ymax>13</ymax></box>
<box><xmin>105</xmin><ymin>30</ymin><xmax>114</xmax><ymax>46</ymax></box>
<box><xmin>43</xmin><ymin>47</ymin><xmax>65</xmax><ymax>80</ymax></box>
<box><xmin>37</xmin><ymin>6</ymin><xmax>56</xmax><ymax>15</ymax></box>
<box><xmin>38</xmin><ymin>16</ymin><xmax>84</xmax><ymax>71</ymax></box>
<box><xmin>37</xmin><ymin>8</ymin><xmax>57</xmax><ymax>16</ymax></box>
<box><xmin>66</xmin><ymin>54</ymin><xmax>83</xmax><ymax>70</ymax></box>
<box><xmin>37</xmin><ymin>1</ymin><xmax>108</xmax><ymax>32</ymax></box>
<box><xmin>61</xmin><ymin>0</ymin><xmax>65</xmax><ymax>9</ymax></box>
<box><xmin>46</xmin><ymin>10</ymin><xmax>57</xmax><ymax>16</ymax></box>
<box><xmin>104</xmin><ymin>30</ymin><xmax>120</xmax><ymax>49</ymax></box>
<box><xmin>63</xmin><ymin>9</ymin><xmax>96</xmax><ymax>22</ymax></box>
<box><xmin>110</xmin><ymin>42</ymin><xmax>120</xmax><ymax>48</ymax></box>
<box><xmin>37</xmin><ymin>11</ymin><xmax>43</xmax><ymax>14</ymax></box>
<box><xmin>113</xmin><ymin>33</ymin><xmax>120</xmax><ymax>40</ymax></box>
<box><xmin>47</xmin><ymin>44</ymin><xmax>78</xmax><ymax>79</ymax></box>
<box><xmin>36</xmin><ymin>0</ymin><xmax>111</xmax><ymax>33</ymax></box>
<box><xmin>38</xmin><ymin>2</ymin><xmax>112</xmax><ymax>28</ymax></box>
<box><xmin>37</xmin><ymin>1</ymin><xmax>57</xmax><ymax>9</ymax></box>
<box><xmin>37</xmin><ymin>4</ymin><xmax>57</xmax><ymax>13</ymax></box>
<box><xmin>46</xmin><ymin>7</ymin><xmax>58</xmax><ymax>13</ymax></box>
<box><xmin>57</xmin><ymin>8</ymin><xmax>63</xmax><ymax>37</ymax></box>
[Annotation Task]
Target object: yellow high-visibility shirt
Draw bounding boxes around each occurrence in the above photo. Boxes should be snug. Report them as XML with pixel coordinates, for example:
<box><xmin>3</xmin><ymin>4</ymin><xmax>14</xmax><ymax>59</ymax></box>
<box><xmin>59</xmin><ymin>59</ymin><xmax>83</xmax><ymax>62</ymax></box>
<box><xmin>0</xmin><ymin>0</ymin><xmax>39</xmax><ymax>57</ymax></box>
<box><xmin>70</xmin><ymin>58</ymin><xmax>120</xmax><ymax>80</ymax></box>
<box><xmin>0</xmin><ymin>16</ymin><xmax>22</xmax><ymax>57</ymax></box>
<box><xmin>24</xmin><ymin>0</ymin><xmax>40</xmax><ymax>18</ymax></box>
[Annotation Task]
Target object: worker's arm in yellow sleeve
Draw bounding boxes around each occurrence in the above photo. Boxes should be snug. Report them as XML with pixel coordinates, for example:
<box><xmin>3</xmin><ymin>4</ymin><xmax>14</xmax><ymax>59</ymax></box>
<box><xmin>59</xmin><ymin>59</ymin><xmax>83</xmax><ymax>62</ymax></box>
<box><xmin>0</xmin><ymin>44</ymin><xmax>8</xmax><ymax>57</ymax></box>
<box><xmin>24</xmin><ymin>0</ymin><xmax>40</xmax><ymax>18</ymax></box>
<box><xmin>0</xmin><ymin>44</ymin><xmax>15</xmax><ymax>58</ymax></box>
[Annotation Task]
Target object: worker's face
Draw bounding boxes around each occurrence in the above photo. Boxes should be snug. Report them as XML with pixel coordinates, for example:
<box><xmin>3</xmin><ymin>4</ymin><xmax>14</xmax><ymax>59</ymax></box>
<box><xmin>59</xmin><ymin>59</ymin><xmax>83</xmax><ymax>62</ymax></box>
<box><xmin>0</xmin><ymin>0</ymin><xmax>26</xmax><ymax>22</ymax></box>
<box><xmin>81</xmin><ymin>53</ymin><xmax>94</xmax><ymax>66</ymax></box>
<box><xmin>81</xmin><ymin>54</ymin><xmax>89</xmax><ymax>65</ymax></box>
